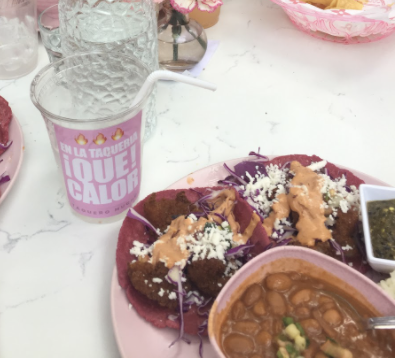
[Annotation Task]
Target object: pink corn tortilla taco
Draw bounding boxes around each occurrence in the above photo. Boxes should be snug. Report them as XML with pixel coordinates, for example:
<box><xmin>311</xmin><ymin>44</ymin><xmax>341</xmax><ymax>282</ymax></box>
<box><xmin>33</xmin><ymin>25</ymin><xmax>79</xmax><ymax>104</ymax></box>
<box><xmin>116</xmin><ymin>187</ymin><xmax>270</xmax><ymax>334</ymax></box>
<box><xmin>268</xmin><ymin>154</ymin><xmax>364</xmax><ymax>188</ymax></box>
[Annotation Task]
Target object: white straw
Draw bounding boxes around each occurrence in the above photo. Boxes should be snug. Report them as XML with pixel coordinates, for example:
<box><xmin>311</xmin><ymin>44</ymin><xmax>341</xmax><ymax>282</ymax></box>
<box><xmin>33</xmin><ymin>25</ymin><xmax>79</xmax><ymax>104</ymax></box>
<box><xmin>131</xmin><ymin>70</ymin><xmax>217</xmax><ymax>108</ymax></box>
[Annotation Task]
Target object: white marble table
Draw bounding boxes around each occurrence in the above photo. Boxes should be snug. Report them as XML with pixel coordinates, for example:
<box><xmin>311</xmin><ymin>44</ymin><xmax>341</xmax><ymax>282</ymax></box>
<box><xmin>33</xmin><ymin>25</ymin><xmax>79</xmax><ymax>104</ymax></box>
<box><xmin>0</xmin><ymin>0</ymin><xmax>394</xmax><ymax>357</ymax></box>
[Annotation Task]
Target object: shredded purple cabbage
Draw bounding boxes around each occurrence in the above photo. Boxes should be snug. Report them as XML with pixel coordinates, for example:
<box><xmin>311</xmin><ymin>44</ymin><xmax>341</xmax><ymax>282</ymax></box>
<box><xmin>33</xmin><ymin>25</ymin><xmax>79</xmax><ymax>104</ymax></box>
<box><xmin>195</xmin><ymin>190</ymin><xmax>222</xmax><ymax>213</ymax></box>
<box><xmin>127</xmin><ymin>208</ymin><xmax>162</xmax><ymax>236</ymax></box>
<box><xmin>197</xmin><ymin>330</ymin><xmax>204</xmax><ymax>358</ymax></box>
<box><xmin>168</xmin><ymin>266</ymin><xmax>189</xmax><ymax>348</ymax></box>
<box><xmin>223</xmin><ymin>163</ymin><xmax>248</xmax><ymax>186</ymax></box>
<box><xmin>234</xmin><ymin>161</ymin><xmax>268</xmax><ymax>182</ymax></box>
<box><xmin>276</xmin><ymin>238</ymin><xmax>292</xmax><ymax>246</ymax></box>
<box><xmin>0</xmin><ymin>173</ymin><xmax>10</xmax><ymax>185</ymax></box>
<box><xmin>217</xmin><ymin>179</ymin><xmax>241</xmax><ymax>188</ymax></box>
<box><xmin>329</xmin><ymin>239</ymin><xmax>346</xmax><ymax>264</ymax></box>
<box><xmin>281</xmin><ymin>161</ymin><xmax>291</xmax><ymax>170</ymax></box>
<box><xmin>225</xmin><ymin>243</ymin><xmax>254</xmax><ymax>258</ymax></box>
<box><xmin>248</xmin><ymin>149</ymin><xmax>269</xmax><ymax>161</ymax></box>
<box><xmin>197</xmin><ymin>319</ymin><xmax>208</xmax><ymax>358</ymax></box>
<box><xmin>213</xmin><ymin>212</ymin><xmax>227</xmax><ymax>222</ymax></box>
<box><xmin>0</xmin><ymin>140</ymin><xmax>12</xmax><ymax>151</ymax></box>
<box><xmin>190</xmin><ymin>188</ymin><xmax>204</xmax><ymax>197</ymax></box>
<box><xmin>197</xmin><ymin>297</ymin><xmax>212</xmax><ymax>316</ymax></box>
<box><xmin>275</xmin><ymin>231</ymin><xmax>294</xmax><ymax>243</ymax></box>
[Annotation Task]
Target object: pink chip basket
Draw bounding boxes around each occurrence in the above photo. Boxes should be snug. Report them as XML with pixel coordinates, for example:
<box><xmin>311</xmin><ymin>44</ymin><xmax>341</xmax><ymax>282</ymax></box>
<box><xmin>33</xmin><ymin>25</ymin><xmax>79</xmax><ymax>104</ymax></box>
<box><xmin>270</xmin><ymin>0</ymin><xmax>395</xmax><ymax>43</ymax></box>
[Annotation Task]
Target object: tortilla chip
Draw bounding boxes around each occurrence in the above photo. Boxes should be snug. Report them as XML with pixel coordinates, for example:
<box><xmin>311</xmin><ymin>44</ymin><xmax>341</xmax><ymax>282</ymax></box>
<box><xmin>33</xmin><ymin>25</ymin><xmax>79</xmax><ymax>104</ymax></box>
<box><xmin>326</xmin><ymin>0</ymin><xmax>364</xmax><ymax>9</ymax></box>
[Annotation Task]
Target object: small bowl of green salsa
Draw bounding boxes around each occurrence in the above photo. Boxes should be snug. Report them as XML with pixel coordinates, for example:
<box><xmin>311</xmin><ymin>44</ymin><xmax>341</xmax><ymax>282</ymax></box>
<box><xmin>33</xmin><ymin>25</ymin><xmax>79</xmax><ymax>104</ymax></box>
<box><xmin>360</xmin><ymin>185</ymin><xmax>395</xmax><ymax>273</ymax></box>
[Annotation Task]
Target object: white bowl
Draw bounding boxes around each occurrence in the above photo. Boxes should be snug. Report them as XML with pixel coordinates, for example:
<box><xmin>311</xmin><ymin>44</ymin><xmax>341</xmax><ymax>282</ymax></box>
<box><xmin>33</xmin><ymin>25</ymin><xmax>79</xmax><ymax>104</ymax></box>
<box><xmin>360</xmin><ymin>184</ymin><xmax>395</xmax><ymax>274</ymax></box>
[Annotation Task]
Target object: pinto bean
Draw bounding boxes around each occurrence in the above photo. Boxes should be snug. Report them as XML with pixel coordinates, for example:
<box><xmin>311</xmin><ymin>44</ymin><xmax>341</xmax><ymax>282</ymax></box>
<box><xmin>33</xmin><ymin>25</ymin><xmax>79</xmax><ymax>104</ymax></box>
<box><xmin>266</xmin><ymin>291</ymin><xmax>287</xmax><ymax>315</ymax></box>
<box><xmin>232</xmin><ymin>300</ymin><xmax>246</xmax><ymax>321</ymax></box>
<box><xmin>255</xmin><ymin>330</ymin><xmax>272</xmax><ymax>347</ymax></box>
<box><xmin>323</xmin><ymin>309</ymin><xmax>343</xmax><ymax>327</ymax></box>
<box><xmin>242</xmin><ymin>284</ymin><xmax>263</xmax><ymax>307</ymax></box>
<box><xmin>252</xmin><ymin>300</ymin><xmax>267</xmax><ymax>316</ymax></box>
<box><xmin>291</xmin><ymin>289</ymin><xmax>313</xmax><ymax>306</ymax></box>
<box><xmin>319</xmin><ymin>302</ymin><xmax>336</xmax><ymax>313</ymax></box>
<box><xmin>223</xmin><ymin>333</ymin><xmax>255</xmax><ymax>356</ymax></box>
<box><xmin>265</xmin><ymin>273</ymin><xmax>292</xmax><ymax>291</ymax></box>
<box><xmin>295</xmin><ymin>306</ymin><xmax>311</xmax><ymax>318</ymax></box>
<box><xmin>315</xmin><ymin>351</ymin><xmax>327</xmax><ymax>358</ymax></box>
<box><xmin>273</xmin><ymin>319</ymin><xmax>283</xmax><ymax>334</ymax></box>
<box><xmin>233</xmin><ymin>321</ymin><xmax>261</xmax><ymax>336</ymax></box>
<box><xmin>261</xmin><ymin>319</ymin><xmax>273</xmax><ymax>333</ymax></box>
<box><xmin>300</xmin><ymin>318</ymin><xmax>323</xmax><ymax>336</ymax></box>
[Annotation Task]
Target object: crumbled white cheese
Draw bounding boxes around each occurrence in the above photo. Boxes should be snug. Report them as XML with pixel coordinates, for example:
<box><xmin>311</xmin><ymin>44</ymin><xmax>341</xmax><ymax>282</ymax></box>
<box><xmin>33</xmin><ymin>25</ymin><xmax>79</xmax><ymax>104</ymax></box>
<box><xmin>186</xmin><ymin>223</ymin><xmax>235</xmax><ymax>263</ymax></box>
<box><xmin>243</xmin><ymin>164</ymin><xmax>288</xmax><ymax>217</ymax></box>
<box><xmin>158</xmin><ymin>288</ymin><xmax>165</xmax><ymax>297</ymax></box>
<box><xmin>325</xmin><ymin>215</ymin><xmax>335</xmax><ymax>227</ymax></box>
<box><xmin>272</xmin><ymin>232</ymin><xmax>278</xmax><ymax>239</ymax></box>
<box><xmin>307</xmin><ymin>160</ymin><xmax>327</xmax><ymax>171</ymax></box>
<box><xmin>218</xmin><ymin>283</ymin><xmax>222</xmax><ymax>287</ymax></box>
<box><xmin>129</xmin><ymin>240</ymin><xmax>151</xmax><ymax>258</ymax></box>
<box><xmin>188</xmin><ymin>213</ymin><xmax>197</xmax><ymax>221</ymax></box>
<box><xmin>221</xmin><ymin>221</ymin><xmax>229</xmax><ymax>229</ymax></box>
<box><xmin>348</xmin><ymin>262</ymin><xmax>353</xmax><ymax>267</ymax></box>
<box><xmin>144</xmin><ymin>280</ymin><xmax>148</xmax><ymax>284</ymax></box>
<box><xmin>342</xmin><ymin>244</ymin><xmax>353</xmax><ymax>251</ymax></box>
<box><xmin>152</xmin><ymin>278</ymin><xmax>162</xmax><ymax>283</ymax></box>
<box><xmin>280</xmin><ymin>217</ymin><xmax>291</xmax><ymax>226</ymax></box>
<box><xmin>339</xmin><ymin>200</ymin><xmax>349</xmax><ymax>213</ymax></box>
<box><xmin>169</xmin><ymin>292</ymin><xmax>177</xmax><ymax>300</ymax></box>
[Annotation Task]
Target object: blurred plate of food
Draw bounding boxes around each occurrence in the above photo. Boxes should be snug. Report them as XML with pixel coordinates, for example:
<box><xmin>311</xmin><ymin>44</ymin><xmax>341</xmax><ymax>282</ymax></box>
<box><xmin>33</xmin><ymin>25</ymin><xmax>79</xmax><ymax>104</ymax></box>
<box><xmin>0</xmin><ymin>96</ymin><xmax>24</xmax><ymax>205</ymax></box>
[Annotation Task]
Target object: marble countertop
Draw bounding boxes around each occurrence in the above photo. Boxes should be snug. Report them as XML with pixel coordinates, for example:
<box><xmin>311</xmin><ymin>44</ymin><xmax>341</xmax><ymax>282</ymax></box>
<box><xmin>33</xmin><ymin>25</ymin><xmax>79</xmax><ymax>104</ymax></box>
<box><xmin>0</xmin><ymin>0</ymin><xmax>395</xmax><ymax>357</ymax></box>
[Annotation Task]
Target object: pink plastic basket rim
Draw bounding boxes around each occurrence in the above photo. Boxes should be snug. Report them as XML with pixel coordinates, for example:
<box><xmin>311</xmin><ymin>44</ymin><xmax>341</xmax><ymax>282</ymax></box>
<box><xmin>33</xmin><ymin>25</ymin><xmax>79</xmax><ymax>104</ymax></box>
<box><xmin>270</xmin><ymin>0</ymin><xmax>391</xmax><ymax>23</ymax></box>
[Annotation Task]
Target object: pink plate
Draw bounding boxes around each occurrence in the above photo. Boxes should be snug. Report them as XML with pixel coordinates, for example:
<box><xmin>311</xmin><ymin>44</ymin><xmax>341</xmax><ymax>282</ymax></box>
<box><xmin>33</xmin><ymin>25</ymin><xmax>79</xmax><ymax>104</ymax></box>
<box><xmin>110</xmin><ymin>155</ymin><xmax>389</xmax><ymax>358</ymax></box>
<box><xmin>0</xmin><ymin>116</ymin><xmax>24</xmax><ymax>205</ymax></box>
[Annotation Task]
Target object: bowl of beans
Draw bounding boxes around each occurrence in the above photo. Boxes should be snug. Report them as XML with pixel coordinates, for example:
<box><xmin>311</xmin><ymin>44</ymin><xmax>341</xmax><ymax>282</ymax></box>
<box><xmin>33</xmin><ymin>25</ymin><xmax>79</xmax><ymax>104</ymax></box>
<box><xmin>208</xmin><ymin>246</ymin><xmax>395</xmax><ymax>358</ymax></box>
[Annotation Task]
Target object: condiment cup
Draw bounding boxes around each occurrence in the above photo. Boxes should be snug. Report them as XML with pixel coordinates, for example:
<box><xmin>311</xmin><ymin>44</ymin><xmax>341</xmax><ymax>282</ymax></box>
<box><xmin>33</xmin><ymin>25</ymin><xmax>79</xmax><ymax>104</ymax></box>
<box><xmin>359</xmin><ymin>184</ymin><xmax>395</xmax><ymax>273</ymax></box>
<box><xmin>208</xmin><ymin>246</ymin><xmax>395</xmax><ymax>358</ymax></box>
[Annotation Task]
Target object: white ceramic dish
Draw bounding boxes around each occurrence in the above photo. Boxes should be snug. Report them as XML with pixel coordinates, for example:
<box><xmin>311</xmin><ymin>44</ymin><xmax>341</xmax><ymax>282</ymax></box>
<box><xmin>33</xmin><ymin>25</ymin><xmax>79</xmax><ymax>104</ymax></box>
<box><xmin>208</xmin><ymin>246</ymin><xmax>396</xmax><ymax>358</ymax></box>
<box><xmin>359</xmin><ymin>184</ymin><xmax>395</xmax><ymax>273</ymax></box>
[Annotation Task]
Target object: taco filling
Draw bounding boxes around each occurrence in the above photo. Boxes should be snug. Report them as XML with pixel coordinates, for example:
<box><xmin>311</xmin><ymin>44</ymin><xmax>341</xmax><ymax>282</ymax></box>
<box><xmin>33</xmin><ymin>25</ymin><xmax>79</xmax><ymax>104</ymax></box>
<box><xmin>116</xmin><ymin>186</ymin><xmax>270</xmax><ymax>350</ymax></box>
<box><xmin>221</xmin><ymin>153</ymin><xmax>365</xmax><ymax>270</ymax></box>
<box><xmin>128</xmin><ymin>189</ymin><xmax>261</xmax><ymax>305</ymax></box>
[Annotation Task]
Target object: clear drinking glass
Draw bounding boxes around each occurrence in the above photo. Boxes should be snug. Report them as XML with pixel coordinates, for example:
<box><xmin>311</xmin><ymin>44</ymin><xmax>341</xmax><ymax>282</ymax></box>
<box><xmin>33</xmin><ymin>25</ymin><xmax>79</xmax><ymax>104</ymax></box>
<box><xmin>58</xmin><ymin>0</ymin><xmax>159</xmax><ymax>141</ymax></box>
<box><xmin>0</xmin><ymin>0</ymin><xmax>38</xmax><ymax>80</ymax></box>
<box><xmin>38</xmin><ymin>4</ymin><xmax>62</xmax><ymax>63</ymax></box>
<box><xmin>30</xmin><ymin>52</ymin><xmax>153</xmax><ymax>223</ymax></box>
